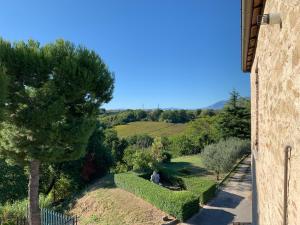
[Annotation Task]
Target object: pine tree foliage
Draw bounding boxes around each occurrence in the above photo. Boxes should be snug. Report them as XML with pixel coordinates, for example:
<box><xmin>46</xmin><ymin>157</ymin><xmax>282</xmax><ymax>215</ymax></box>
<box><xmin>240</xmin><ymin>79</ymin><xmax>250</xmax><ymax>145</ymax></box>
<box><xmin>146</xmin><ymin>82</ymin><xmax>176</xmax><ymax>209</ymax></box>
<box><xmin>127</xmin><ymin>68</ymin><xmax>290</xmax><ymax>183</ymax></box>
<box><xmin>218</xmin><ymin>90</ymin><xmax>250</xmax><ymax>139</ymax></box>
<box><xmin>0</xmin><ymin>38</ymin><xmax>114</xmax><ymax>164</ymax></box>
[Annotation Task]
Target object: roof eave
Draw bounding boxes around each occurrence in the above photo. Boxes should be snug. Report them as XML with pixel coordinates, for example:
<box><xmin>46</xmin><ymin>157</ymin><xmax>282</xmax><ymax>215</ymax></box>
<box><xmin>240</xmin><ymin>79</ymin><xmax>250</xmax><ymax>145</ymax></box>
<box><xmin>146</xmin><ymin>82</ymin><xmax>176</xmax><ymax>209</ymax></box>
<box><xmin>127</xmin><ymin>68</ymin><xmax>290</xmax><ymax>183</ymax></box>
<box><xmin>241</xmin><ymin>0</ymin><xmax>266</xmax><ymax>73</ymax></box>
<box><xmin>241</xmin><ymin>0</ymin><xmax>253</xmax><ymax>72</ymax></box>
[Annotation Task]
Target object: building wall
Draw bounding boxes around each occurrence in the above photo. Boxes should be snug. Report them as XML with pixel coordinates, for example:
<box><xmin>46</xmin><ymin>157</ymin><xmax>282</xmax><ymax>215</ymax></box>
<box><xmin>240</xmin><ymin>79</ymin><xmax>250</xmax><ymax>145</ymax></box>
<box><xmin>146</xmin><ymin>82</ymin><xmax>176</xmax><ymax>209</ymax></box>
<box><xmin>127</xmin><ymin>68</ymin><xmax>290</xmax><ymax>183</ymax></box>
<box><xmin>251</xmin><ymin>1</ymin><xmax>300</xmax><ymax>225</ymax></box>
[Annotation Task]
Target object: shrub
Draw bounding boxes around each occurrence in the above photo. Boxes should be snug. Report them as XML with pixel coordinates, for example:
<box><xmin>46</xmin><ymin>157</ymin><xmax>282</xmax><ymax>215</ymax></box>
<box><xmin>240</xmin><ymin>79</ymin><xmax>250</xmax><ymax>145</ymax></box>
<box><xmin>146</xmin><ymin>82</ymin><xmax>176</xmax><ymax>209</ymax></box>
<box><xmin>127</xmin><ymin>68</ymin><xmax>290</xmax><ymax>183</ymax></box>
<box><xmin>114</xmin><ymin>173</ymin><xmax>199</xmax><ymax>221</ymax></box>
<box><xmin>122</xmin><ymin>146</ymin><xmax>153</xmax><ymax>173</ymax></box>
<box><xmin>185</xmin><ymin>115</ymin><xmax>221</xmax><ymax>149</ymax></box>
<box><xmin>182</xmin><ymin>177</ymin><xmax>216</xmax><ymax>204</ymax></box>
<box><xmin>201</xmin><ymin>138</ymin><xmax>250</xmax><ymax>180</ymax></box>
<box><xmin>126</xmin><ymin>134</ymin><xmax>154</xmax><ymax>149</ymax></box>
<box><xmin>122</xmin><ymin>138</ymin><xmax>171</xmax><ymax>173</ymax></box>
<box><xmin>159</xmin><ymin>110</ymin><xmax>192</xmax><ymax>123</ymax></box>
<box><xmin>49</xmin><ymin>175</ymin><xmax>73</xmax><ymax>202</ymax></box>
<box><xmin>161</xmin><ymin>151</ymin><xmax>172</xmax><ymax>163</ymax></box>
<box><xmin>170</xmin><ymin>135</ymin><xmax>199</xmax><ymax>156</ymax></box>
<box><xmin>0</xmin><ymin>194</ymin><xmax>51</xmax><ymax>222</ymax></box>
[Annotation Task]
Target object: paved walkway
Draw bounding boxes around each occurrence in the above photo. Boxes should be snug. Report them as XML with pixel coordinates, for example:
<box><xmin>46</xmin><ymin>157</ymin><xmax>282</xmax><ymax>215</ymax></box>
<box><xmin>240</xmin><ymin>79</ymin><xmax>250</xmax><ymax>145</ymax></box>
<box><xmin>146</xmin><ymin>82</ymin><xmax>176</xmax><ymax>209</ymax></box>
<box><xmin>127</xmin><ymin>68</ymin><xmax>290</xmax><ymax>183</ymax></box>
<box><xmin>185</xmin><ymin>157</ymin><xmax>252</xmax><ymax>225</ymax></box>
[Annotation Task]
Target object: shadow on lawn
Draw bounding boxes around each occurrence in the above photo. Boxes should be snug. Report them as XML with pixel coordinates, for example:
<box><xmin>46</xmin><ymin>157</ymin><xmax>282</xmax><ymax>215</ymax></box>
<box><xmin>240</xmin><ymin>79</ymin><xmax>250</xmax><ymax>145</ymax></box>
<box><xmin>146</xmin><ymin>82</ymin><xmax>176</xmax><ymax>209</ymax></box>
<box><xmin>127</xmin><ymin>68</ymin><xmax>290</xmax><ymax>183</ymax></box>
<box><xmin>88</xmin><ymin>174</ymin><xmax>116</xmax><ymax>190</ymax></box>
<box><xmin>165</xmin><ymin>161</ymin><xmax>213</xmax><ymax>177</ymax></box>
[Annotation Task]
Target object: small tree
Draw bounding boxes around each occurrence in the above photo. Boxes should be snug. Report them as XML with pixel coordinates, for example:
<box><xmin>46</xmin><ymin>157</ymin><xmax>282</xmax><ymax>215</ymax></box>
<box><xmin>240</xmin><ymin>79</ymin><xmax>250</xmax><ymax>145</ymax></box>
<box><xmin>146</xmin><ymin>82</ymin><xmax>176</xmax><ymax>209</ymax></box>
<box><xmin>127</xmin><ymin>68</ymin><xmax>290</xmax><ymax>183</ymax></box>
<box><xmin>104</xmin><ymin>129</ymin><xmax>127</xmax><ymax>163</ymax></box>
<box><xmin>201</xmin><ymin>138</ymin><xmax>250</xmax><ymax>180</ymax></box>
<box><xmin>126</xmin><ymin>134</ymin><xmax>153</xmax><ymax>149</ymax></box>
<box><xmin>151</xmin><ymin>137</ymin><xmax>167</xmax><ymax>164</ymax></box>
<box><xmin>0</xmin><ymin>39</ymin><xmax>114</xmax><ymax>225</ymax></box>
<box><xmin>149</xmin><ymin>109</ymin><xmax>163</xmax><ymax>121</ymax></box>
<box><xmin>186</xmin><ymin>115</ymin><xmax>221</xmax><ymax>149</ymax></box>
<box><xmin>171</xmin><ymin>135</ymin><xmax>198</xmax><ymax>156</ymax></box>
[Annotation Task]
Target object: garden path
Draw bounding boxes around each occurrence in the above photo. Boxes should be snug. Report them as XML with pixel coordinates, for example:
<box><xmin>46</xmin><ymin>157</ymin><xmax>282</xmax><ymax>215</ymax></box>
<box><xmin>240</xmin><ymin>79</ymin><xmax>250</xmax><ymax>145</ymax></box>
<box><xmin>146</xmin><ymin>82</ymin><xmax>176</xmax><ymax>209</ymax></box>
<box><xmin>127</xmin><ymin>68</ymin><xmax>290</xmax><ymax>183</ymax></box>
<box><xmin>184</xmin><ymin>156</ymin><xmax>252</xmax><ymax>225</ymax></box>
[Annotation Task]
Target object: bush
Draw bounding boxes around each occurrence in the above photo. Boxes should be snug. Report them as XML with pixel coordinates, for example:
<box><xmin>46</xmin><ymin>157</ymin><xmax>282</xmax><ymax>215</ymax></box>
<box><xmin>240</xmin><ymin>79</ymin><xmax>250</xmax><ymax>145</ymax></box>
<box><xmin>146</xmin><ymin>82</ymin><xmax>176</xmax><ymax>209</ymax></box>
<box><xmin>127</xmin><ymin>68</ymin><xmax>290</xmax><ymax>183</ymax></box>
<box><xmin>185</xmin><ymin>115</ymin><xmax>221</xmax><ymax>149</ymax></box>
<box><xmin>122</xmin><ymin>146</ymin><xmax>153</xmax><ymax>173</ymax></box>
<box><xmin>126</xmin><ymin>134</ymin><xmax>154</xmax><ymax>148</ymax></box>
<box><xmin>0</xmin><ymin>194</ymin><xmax>51</xmax><ymax>222</ymax></box>
<box><xmin>182</xmin><ymin>177</ymin><xmax>216</xmax><ymax>204</ymax></box>
<box><xmin>122</xmin><ymin>138</ymin><xmax>171</xmax><ymax>173</ymax></box>
<box><xmin>114</xmin><ymin>173</ymin><xmax>199</xmax><ymax>221</ymax></box>
<box><xmin>159</xmin><ymin>110</ymin><xmax>192</xmax><ymax>123</ymax></box>
<box><xmin>49</xmin><ymin>175</ymin><xmax>73</xmax><ymax>202</ymax></box>
<box><xmin>201</xmin><ymin>138</ymin><xmax>250</xmax><ymax>180</ymax></box>
<box><xmin>161</xmin><ymin>151</ymin><xmax>172</xmax><ymax>163</ymax></box>
<box><xmin>170</xmin><ymin>135</ymin><xmax>199</xmax><ymax>156</ymax></box>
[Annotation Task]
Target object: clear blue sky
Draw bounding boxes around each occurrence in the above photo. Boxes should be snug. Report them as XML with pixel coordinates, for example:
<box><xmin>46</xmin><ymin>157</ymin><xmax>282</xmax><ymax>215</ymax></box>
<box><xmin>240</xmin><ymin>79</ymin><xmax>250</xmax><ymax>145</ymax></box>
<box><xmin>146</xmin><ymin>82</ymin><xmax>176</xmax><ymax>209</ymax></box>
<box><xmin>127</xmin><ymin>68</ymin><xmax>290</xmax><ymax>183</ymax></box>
<box><xmin>0</xmin><ymin>0</ymin><xmax>249</xmax><ymax>109</ymax></box>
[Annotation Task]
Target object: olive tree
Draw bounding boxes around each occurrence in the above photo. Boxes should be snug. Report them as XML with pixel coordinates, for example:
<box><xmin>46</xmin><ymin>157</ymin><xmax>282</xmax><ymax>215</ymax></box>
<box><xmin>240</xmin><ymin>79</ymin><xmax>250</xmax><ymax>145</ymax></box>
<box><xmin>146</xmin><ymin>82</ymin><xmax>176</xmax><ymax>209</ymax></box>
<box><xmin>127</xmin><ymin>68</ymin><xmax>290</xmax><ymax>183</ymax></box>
<box><xmin>0</xmin><ymin>38</ymin><xmax>114</xmax><ymax>225</ymax></box>
<box><xmin>201</xmin><ymin>138</ymin><xmax>250</xmax><ymax>180</ymax></box>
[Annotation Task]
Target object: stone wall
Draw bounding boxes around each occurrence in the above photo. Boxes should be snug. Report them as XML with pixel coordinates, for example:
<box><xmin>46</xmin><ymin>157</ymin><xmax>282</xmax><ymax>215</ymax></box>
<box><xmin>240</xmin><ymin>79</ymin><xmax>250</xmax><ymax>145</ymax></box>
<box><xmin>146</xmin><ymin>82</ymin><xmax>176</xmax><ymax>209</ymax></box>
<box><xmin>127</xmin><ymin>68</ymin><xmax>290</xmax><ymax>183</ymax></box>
<box><xmin>251</xmin><ymin>1</ymin><xmax>300</xmax><ymax>225</ymax></box>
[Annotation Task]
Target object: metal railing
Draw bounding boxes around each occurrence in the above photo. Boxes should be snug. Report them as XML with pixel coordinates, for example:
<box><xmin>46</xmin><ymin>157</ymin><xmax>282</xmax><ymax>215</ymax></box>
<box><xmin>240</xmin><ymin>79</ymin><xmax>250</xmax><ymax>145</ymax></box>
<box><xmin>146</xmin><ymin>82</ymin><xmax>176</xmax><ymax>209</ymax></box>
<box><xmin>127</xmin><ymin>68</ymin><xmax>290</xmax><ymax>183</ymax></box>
<box><xmin>41</xmin><ymin>208</ymin><xmax>78</xmax><ymax>225</ymax></box>
<box><xmin>0</xmin><ymin>208</ymin><xmax>78</xmax><ymax>225</ymax></box>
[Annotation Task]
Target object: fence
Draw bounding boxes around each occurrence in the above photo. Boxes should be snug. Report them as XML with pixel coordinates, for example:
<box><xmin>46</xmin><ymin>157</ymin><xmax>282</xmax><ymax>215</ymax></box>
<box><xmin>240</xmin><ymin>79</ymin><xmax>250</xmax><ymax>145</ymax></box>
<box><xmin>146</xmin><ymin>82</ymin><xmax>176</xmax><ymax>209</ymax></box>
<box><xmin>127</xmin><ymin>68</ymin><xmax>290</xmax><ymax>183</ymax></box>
<box><xmin>0</xmin><ymin>208</ymin><xmax>78</xmax><ymax>225</ymax></box>
<box><xmin>41</xmin><ymin>208</ymin><xmax>78</xmax><ymax>225</ymax></box>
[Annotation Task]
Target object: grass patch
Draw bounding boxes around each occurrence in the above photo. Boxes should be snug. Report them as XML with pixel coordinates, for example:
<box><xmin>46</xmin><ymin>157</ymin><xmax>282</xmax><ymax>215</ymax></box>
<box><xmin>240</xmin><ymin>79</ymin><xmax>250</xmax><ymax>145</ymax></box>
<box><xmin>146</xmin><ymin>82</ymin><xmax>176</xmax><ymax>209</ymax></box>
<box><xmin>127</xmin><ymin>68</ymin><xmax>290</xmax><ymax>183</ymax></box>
<box><xmin>114</xmin><ymin>173</ymin><xmax>199</xmax><ymax>221</ymax></box>
<box><xmin>161</xmin><ymin>154</ymin><xmax>219</xmax><ymax>204</ymax></box>
<box><xmin>114</xmin><ymin>121</ymin><xmax>187</xmax><ymax>138</ymax></box>
<box><xmin>0</xmin><ymin>195</ymin><xmax>52</xmax><ymax>223</ymax></box>
<box><xmin>70</xmin><ymin>175</ymin><xmax>170</xmax><ymax>225</ymax></box>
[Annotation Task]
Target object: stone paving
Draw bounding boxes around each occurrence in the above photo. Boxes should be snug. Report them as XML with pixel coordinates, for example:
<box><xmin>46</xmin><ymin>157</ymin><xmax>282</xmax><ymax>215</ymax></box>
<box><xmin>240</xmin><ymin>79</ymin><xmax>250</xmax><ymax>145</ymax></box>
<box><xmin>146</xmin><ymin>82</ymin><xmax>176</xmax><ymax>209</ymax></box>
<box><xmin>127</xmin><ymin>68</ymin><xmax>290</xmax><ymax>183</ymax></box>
<box><xmin>184</xmin><ymin>157</ymin><xmax>252</xmax><ymax>225</ymax></box>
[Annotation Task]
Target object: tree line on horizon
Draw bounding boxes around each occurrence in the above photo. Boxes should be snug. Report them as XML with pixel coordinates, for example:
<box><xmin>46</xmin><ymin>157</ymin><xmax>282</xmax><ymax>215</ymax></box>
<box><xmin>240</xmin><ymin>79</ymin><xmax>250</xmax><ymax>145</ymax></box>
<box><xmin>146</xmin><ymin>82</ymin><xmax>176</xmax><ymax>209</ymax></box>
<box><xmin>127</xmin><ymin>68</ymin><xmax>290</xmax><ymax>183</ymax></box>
<box><xmin>100</xmin><ymin>108</ymin><xmax>219</xmax><ymax>127</ymax></box>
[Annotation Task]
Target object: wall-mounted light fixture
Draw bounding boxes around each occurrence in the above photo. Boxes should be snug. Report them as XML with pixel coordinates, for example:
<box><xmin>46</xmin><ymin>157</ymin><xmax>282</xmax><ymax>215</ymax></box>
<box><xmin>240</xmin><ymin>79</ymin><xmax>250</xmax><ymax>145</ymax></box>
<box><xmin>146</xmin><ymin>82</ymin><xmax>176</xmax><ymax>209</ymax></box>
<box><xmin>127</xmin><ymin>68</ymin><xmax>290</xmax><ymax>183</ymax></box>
<box><xmin>257</xmin><ymin>13</ymin><xmax>282</xmax><ymax>25</ymax></box>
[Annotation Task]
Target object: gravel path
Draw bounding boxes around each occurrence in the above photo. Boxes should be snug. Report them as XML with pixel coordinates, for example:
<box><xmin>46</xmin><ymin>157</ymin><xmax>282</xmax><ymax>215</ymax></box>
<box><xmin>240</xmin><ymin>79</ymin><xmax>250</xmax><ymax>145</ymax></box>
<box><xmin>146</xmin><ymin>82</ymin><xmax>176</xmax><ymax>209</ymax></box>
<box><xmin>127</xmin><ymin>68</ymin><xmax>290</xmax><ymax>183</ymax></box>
<box><xmin>184</xmin><ymin>157</ymin><xmax>252</xmax><ymax>225</ymax></box>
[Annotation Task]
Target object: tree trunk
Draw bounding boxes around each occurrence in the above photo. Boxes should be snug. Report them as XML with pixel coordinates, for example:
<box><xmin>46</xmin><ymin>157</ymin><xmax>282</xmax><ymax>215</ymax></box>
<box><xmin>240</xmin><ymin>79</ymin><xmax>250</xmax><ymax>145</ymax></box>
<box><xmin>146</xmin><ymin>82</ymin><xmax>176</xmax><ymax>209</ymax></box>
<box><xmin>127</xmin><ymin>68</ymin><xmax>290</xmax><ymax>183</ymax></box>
<box><xmin>28</xmin><ymin>159</ymin><xmax>41</xmax><ymax>225</ymax></box>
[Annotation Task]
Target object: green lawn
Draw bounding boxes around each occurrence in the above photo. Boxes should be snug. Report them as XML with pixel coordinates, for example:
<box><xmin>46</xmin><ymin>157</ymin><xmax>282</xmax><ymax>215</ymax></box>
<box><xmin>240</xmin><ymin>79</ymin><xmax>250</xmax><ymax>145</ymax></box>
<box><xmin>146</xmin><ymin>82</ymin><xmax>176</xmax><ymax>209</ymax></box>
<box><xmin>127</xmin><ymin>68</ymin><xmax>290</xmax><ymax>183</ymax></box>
<box><xmin>165</xmin><ymin>154</ymin><xmax>227</xmax><ymax>180</ymax></box>
<box><xmin>114</xmin><ymin>121</ymin><xmax>187</xmax><ymax>138</ymax></box>
<box><xmin>170</xmin><ymin>155</ymin><xmax>205</xmax><ymax>174</ymax></box>
<box><xmin>161</xmin><ymin>154</ymin><xmax>220</xmax><ymax>204</ymax></box>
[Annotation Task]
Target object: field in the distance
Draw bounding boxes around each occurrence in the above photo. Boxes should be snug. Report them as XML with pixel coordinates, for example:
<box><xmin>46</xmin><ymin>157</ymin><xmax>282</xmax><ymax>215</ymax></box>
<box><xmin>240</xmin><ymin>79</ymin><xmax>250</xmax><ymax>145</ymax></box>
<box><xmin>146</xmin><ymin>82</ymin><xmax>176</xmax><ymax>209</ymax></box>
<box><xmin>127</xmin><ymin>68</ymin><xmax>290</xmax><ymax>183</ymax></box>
<box><xmin>114</xmin><ymin>121</ymin><xmax>187</xmax><ymax>138</ymax></box>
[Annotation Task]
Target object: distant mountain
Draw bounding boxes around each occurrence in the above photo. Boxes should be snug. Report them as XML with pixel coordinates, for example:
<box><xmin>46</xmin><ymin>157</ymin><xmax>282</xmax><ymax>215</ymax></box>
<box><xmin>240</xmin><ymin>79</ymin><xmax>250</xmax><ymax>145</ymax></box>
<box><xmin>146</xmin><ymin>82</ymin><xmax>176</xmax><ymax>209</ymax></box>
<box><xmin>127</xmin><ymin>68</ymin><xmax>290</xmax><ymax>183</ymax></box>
<box><xmin>205</xmin><ymin>100</ymin><xmax>228</xmax><ymax>110</ymax></box>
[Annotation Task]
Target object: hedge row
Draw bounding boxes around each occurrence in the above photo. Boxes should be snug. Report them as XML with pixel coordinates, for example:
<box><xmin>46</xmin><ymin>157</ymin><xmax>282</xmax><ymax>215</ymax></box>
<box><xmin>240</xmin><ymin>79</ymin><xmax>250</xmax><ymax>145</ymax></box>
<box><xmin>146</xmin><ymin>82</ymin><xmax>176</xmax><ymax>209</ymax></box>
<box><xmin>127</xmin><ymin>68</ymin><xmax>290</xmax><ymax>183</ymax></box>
<box><xmin>182</xmin><ymin>177</ymin><xmax>216</xmax><ymax>204</ymax></box>
<box><xmin>114</xmin><ymin>173</ymin><xmax>199</xmax><ymax>221</ymax></box>
<box><xmin>159</xmin><ymin>167</ymin><xmax>217</xmax><ymax>204</ymax></box>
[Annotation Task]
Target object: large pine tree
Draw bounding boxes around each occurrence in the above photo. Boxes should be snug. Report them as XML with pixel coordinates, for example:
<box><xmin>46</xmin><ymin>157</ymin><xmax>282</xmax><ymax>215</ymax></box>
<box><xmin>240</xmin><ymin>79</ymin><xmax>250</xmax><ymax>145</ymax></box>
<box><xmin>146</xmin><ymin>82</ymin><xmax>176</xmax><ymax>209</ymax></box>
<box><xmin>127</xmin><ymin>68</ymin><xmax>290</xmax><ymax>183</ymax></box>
<box><xmin>219</xmin><ymin>90</ymin><xmax>250</xmax><ymax>139</ymax></box>
<box><xmin>0</xmin><ymin>39</ymin><xmax>114</xmax><ymax>225</ymax></box>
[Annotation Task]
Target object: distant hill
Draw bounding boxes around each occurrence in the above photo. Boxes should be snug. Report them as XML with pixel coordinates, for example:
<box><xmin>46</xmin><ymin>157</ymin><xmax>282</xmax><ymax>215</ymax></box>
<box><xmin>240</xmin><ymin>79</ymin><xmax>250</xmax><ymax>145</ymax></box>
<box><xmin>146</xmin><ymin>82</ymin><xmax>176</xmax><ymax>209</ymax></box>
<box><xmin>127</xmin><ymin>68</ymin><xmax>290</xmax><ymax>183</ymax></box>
<box><xmin>205</xmin><ymin>100</ymin><xmax>228</xmax><ymax>110</ymax></box>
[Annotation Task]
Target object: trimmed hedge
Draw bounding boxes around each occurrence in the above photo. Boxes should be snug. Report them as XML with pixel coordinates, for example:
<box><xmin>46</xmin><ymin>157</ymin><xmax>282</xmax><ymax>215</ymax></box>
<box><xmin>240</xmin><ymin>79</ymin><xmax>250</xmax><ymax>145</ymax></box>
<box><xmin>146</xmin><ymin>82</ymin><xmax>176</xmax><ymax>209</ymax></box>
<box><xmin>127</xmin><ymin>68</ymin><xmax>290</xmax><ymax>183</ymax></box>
<box><xmin>182</xmin><ymin>177</ymin><xmax>216</xmax><ymax>204</ymax></box>
<box><xmin>114</xmin><ymin>173</ymin><xmax>199</xmax><ymax>221</ymax></box>
<box><xmin>159</xmin><ymin>167</ymin><xmax>217</xmax><ymax>204</ymax></box>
